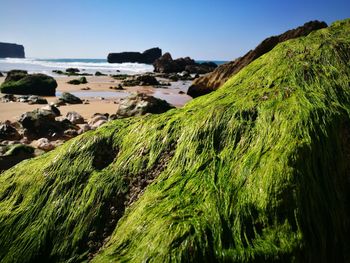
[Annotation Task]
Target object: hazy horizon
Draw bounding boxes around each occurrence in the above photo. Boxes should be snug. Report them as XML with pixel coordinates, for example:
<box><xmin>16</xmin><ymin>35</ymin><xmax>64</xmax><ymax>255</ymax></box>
<box><xmin>1</xmin><ymin>0</ymin><xmax>349</xmax><ymax>60</ymax></box>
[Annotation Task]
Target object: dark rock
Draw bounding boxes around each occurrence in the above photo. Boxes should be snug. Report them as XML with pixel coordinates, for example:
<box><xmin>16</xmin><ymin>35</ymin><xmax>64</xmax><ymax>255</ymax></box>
<box><xmin>0</xmin><ymin>72</ymin><xmax>3</xmax><ymax>77</ymax></box>
<box><xmin>0</xmin><ymin>123</ymin><xmax>21</xmax><ymax>141</ymax></box>
<box><xmin>27</xmin><ymin>95</ymin><xmax>48</xmax><ymax>105</ymax></box>
<box><xmin>111</xmin><ymin>74</ymin><xmax>129</xmax><ymax>80</ymax></box>
<box><xmin>188</xmin><ymin>20</ymin><xmax>328</xmax><ymax>98</ymax></box>
<box><xmin>59</xmin><ymin>92</ymin><xmax>83</xmax><ymax>104</ymax></box>
<box><xmin>108</xmin><ymin>47</ymin><xmax>162</xmax><ymax>64</ymax></box>
<box><xmin>64</xmin><ymin>129</ymin><xmax>79</xmax><ymax>138</ymax></box>
<box><xmin>5</xmin><ymin>70</ymin><xmax>28</xmax><ymax>82</ymax></box>
<box><xmin>1</xmin><ymin>94</ymin><xmax>16</xmax><ymax>102</ymax></box>
<box><xmin>0</xmin><ymin>144</ymin><xmax>34</xmax><ymax>172</ymax></box>
<box><xmin>184</xmin><ymin>62</ymin><xmax>217</xmax><ymax>74</ymax></box>
<box><xmin>0</xmin><ymin>42</ymin><xmax>25</xmax><ymax>58</ymax></box>
<box><xmin>66</xmin><ymin>68</ymin><xmax>80</xmax><ymax>74</ymax></box>
<box><xmin>122</xmin><ymin>75</ymin><xmax>160</xmax><ymax>86</ymax></box>
<box><xmin>95</xmin><ymin>71</ymin><xmax>106</xmax><ymax>76</ymax></box>
<box><xmin>153</xmin><ymin>53</ymin><xmax>215</xmax><ymax>75</ymax></box>
<box><xmin>115</xmin><ymin>93</ymin><xmax>174</xmax><ymax>118</ymax></box>
<box><xmin>19</xmin><ymin>108</ymin><xmax>76</xmax><ymax>140</ymax></box>
<box><xmin>67</xmin><ymin>77</ymin><xmax>87</xmax><ymax>85</ymax></box>
<box><xmin>0</xmin><ymin>73</ymin><xmax>57</xmax><ymax>96</ymax></box>
<box><xmin>52</xmin><ymin>70</ymin><xmax>65</xmax><ymax>75</ymax></box>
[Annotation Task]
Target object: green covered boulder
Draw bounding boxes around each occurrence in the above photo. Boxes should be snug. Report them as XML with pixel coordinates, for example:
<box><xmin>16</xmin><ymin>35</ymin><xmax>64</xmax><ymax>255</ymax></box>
<box><xmin>0</xmin><ymin>71</ymin><xmax>57</xmax><ymax>96</ymax></box>
<box><xmin>0</xmin><ymin>19</ymin><xmax>350</xmax><ymax>262</ymax></box>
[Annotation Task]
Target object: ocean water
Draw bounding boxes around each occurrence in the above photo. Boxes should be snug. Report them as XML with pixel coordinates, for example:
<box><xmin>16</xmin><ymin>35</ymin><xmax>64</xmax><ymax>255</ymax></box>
<box><xmin>0</xmin><ymin>58</ymin><xmax>154</xmax><ymax>76</ymax></box>
<box><xmin>0</xmin><ymin>58</ymin><xmax>228</xmax><ymax>76</ymax></box>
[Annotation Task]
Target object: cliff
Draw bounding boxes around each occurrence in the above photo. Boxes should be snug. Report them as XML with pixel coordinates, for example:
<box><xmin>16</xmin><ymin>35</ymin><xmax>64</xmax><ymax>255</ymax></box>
<box><xmin>0</xmin><ymin>19</ymin><xmax>350</xmax><ymax>262</ymax></box>
<box><xmin>0</xmin><ymin>42</ymin><xmax>25</xmax><ymax>58</ymax></box>
<box><xmin>107</xmin><ymin>47</ymin><xmax>162</xmax><ymax>64</ymax></box>
<box><xmin>187</xmin><ymin>20</ymin><xmax>327</xmax><ymax>98</ymax></box>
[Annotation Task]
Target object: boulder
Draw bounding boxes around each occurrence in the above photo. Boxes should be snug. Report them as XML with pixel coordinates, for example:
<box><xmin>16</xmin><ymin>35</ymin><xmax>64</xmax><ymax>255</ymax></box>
<box><xmin>88</xmin><ymin>114</ymin><xmax>108</xmax><ymax>129</ymax></box>
<box><xmin>66</xmin><ymin>111</ymin><xmax>85</xmax><ymax>124</ymax></box>
<box><xmin>0</xmin><ymin>123</ymin><xmax>21</xmax><ymax>141</ymax></box>
<box><xmin>33</xmin><ymin>138</ymin><xmax>55</xmax><ymax>151</ymax></box>
<box><xmin>0</xmin><ymin>72</ymin><xmax>57</xmax><ymax>96</ymax></box>
<box><xmin>115</xmin><ymin>93</ymin><xmax>174</xmax><ymax>118</ymax></box>
<box><xmin>19</xmin><ymin>108</ymin><xmax>75</xmax><ymax>139</ymax></box>
<box><xmin>188</xmin><ymin>20</ymin><xmax>328</xmax><ymax>98</ymax></box>
<box><xmin>59</xmin><ymin>92</ymin><xmax>82</xmax><ymax>104</ymax></box>
<box><xmin>95</xmin><ymin>71</ymin><xmax>106</xmax><ymax>76</ymax></box>
<box><xmin>77</xmin><ymin>124</ymin><xmax>91</xmax><ymax>134</ymax></box>
<box><xmin>66</xmin><ymin>68</ymin><xmax>80</xmax><ymax>74</ymax></box>
<box><xmin>27</xmin><ymin>95</ymin><xmax>48</xmax><ymax>105</ymax></box>
<box><xmin>122</xmin><ymin>75</ymin><xmax>160</xmax><ymax>86</ymax></box>
<box><xmin>0</xmin><ymin>72</ymin><xmax>3</xmax><ymax>77</ymax></box>
<box><xmin>108</xmin><ymin>47</ymin><xmax>162</xmax><ymax>64</ymax></box>
<box><xmin>67</xmin><ymin>77</ymin><xmax>87</xmax><ymax>85</ymax></box>
<box><xmin>0</xmin><ymin>42</ymin><xmax>25</xmax><ymax>58</ymax></box>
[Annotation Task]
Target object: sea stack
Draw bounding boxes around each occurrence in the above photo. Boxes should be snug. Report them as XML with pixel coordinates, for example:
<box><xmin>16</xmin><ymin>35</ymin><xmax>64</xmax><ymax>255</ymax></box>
<box><xmin>107</xmin><ymin>47</ymin><xmax>162</xmax><ymax>64</ymax></box>
<box><xmin>0</xmin><ymin>42</ymin><xmax>25</xmax><ymax>58</ymax></box>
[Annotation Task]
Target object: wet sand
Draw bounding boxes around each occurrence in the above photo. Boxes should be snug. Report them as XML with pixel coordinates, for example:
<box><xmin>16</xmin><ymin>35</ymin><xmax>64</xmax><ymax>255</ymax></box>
<box><xmin>0</xmin><ymin>75</ymin><xmax>192</xmax><ymax>122</ymax></box>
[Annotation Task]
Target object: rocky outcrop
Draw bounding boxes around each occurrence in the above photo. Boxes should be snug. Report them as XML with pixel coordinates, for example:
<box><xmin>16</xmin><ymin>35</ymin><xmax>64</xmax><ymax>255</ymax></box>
<box><xmin>108</xmin><ymin>47</ymin><xmax>162</xmax><ymax>64</ymax></box>
<box><xmin>188</xmin><ymin>20</ymin><xmax>328</xmax><ymax>97</ymax></box>
<box><xmin>0</xmin><ymin>70</ymin><xmax>57</xmax><ymax>96</ymax></box>
<box><xmin>153</xmin><ymin>53</ymin><xmax>217</xmax><ymax>74</ymax></box>
<box><xmin>122</xmin><ymin>75</ymin><xmax>160</xmax><ymax>86</ymax></box>
<box><xmin>59</xmin><ymin>92</ymin><xmax>83</xmax><ymax>104</ymax></box>
<box><xmin>0</xmin><ymin>42</ymin><xmax>25</xmax><ymax>58</ymax></box>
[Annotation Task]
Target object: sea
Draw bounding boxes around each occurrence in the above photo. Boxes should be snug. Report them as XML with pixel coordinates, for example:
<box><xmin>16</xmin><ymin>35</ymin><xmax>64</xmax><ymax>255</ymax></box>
<box><xmin>0</xmin><ymin>58</ymin><xmax>228</xmax><ymax>75</ymax></box>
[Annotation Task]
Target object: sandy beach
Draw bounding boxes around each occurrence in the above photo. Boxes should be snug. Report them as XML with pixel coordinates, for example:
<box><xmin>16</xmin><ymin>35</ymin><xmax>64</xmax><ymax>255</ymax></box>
<box><xmin>0</xmin><ymin>75</ymin><xmax>192</xmax><ymax>122</ymax></box>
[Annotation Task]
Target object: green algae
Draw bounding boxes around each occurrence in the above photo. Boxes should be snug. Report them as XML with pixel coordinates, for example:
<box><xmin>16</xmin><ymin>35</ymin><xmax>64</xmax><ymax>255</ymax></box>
<box><xmin>1</xmin><ymin>19</ymin><xmax>350</xmax><ymax>262</ymax></box>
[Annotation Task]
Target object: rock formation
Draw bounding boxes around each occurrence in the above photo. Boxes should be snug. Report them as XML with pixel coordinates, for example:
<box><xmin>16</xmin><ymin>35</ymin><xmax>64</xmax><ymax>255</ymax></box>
<box><xmin>187</xmin><ymin>20</ymin><xmax>328</xmax><ymax>97</ymax></box>
<box><xmin>107</xmin><ymin>47</ymin><xmax>162</xmax><ymax>64</ymax></box>
<box><xmin>0</xmin><ymin>70</ymin><xmax>57</xmax><ymax>96</ymax></box>
<box><xmin>0</xmin><ymin>19</ymin><xmax>349</xmax><ymax>262</ymax></box>
<box><xmin>0</xmin><ymin>42</ymin><xmax>25</xmax><ymax>58</ymax></box>
<box><xmin>153</xmin><ymin>52</ymin><xmax>217</xmax><ymax>74</ymax></box>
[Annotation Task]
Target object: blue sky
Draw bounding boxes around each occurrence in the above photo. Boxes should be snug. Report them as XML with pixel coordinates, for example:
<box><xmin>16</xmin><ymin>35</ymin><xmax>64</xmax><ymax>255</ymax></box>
<box><xmin>0</xmin><ymin>0</ymin><xmax>349</xmax><ymax>60</ymax></box>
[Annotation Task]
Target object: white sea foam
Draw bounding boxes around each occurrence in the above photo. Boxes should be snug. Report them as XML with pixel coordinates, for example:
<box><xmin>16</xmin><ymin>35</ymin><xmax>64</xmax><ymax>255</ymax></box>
<box><xmin>0</xmin><ymin>58</ymin><xmax>153</xmax><ymax>75</ymax></box>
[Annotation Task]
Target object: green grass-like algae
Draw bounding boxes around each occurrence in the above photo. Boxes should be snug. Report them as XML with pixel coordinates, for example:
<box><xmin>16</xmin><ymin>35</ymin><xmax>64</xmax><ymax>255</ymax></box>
<box><xmin>1</xmin><ymin>19</ymin><xmax>350</xmax><ymax>262</ymax></box>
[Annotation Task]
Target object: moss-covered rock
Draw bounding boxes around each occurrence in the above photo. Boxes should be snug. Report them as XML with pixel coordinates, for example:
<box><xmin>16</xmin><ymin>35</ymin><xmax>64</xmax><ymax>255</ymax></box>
<box><xmin>0</xmin><ymin>72</ymin><xmax>57</xmax><ymax>96</ymax></box>
<box><xmin>0</xmin><ymin>19</ymin><xmax>350</xmax><ymax>262</ymax></box>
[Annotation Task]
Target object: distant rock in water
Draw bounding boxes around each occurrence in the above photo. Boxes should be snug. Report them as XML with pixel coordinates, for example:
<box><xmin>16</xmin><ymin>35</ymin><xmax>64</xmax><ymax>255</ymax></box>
<box><xmin>187</xmin><ymin>20</ymin><xmax>328</xmax><ymax>98</ymax></box>
<box><xmin>0</xmin><ymin>42</ymin><xmax>25</xmax><ymax>58</ymax></box>
<box><xmin>0</xmin><ymin>70</ymin><xmax>57</xmax><ymax>96</ymax></box>
<box><xmin>153</xmin><ymin>53</ymin><xmax>217</xmax><ymax>74</ymax></box>
<box><xmin>108</xmin><ymin>47</ymin><xmax>162</xmax><ymax>64</ymax></box>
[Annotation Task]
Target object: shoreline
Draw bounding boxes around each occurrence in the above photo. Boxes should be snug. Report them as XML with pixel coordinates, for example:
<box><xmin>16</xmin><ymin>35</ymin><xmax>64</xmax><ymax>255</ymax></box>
<box><xmin>0</xmin><ymin>75</ymin><xmax>192</xmax><ymax>122</ymax></box>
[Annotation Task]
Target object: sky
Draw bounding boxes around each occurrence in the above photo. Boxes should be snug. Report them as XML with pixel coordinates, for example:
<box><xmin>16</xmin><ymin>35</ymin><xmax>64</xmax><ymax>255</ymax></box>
<box><xmin>0</xmin><ymin>0</ymin><xmax>349</xmax><ymax>60</ymax></box>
